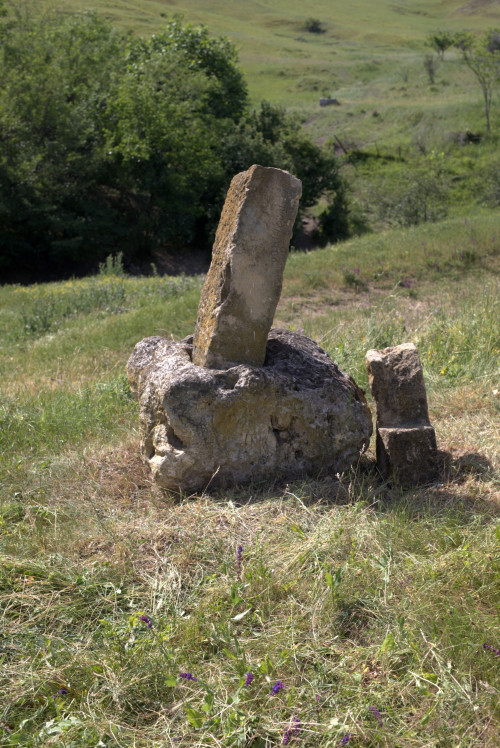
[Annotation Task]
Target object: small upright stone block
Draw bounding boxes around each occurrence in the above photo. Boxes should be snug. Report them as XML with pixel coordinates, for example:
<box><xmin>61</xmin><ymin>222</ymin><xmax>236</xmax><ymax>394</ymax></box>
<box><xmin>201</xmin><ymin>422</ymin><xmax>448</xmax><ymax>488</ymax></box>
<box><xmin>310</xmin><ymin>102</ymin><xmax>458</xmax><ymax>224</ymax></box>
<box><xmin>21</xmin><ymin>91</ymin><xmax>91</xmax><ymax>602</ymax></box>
<box><xmin>192</xmin><ymin>164</ymin><xmax>302</xmax><ymax>369</ymax></box>
<box><xmin>366</xmin><ymin>343</ymin><xmax>438</xmax><ymax>485</ymax></box>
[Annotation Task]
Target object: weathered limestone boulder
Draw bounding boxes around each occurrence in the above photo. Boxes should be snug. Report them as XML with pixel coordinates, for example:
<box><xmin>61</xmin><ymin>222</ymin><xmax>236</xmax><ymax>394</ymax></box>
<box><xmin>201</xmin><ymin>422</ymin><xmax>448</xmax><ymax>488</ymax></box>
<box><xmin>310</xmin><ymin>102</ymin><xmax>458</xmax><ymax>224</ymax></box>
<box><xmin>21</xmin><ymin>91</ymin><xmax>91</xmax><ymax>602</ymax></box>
<box><xmin>192</xmin><ymin>165</ymin><xmax>302</xmax><ymax>369</ymax></box>
<box><xmin>127</xmin><ymin>329</ymin><xmax>372</xmax><ymax>492</ymax></box>
<box><xmin>365</xmin><ymin>343</ymin><xmax>438</xmax><ymax>485</ymax></box>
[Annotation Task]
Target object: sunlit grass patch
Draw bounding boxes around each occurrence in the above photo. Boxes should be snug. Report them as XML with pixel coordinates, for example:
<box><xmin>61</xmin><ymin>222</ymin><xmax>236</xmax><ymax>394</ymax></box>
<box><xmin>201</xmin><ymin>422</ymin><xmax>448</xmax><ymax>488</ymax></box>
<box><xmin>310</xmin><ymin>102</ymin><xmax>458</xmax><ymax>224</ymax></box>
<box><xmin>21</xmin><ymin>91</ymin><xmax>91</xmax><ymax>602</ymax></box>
<box><xmin>0</xmin><ymin>375</ymin><xmax>136</xmax><ymax>462</ymax></box>
<box><xmin>2</xmin><ymin>274</ymin><xmax>204</xmax><ymax>342</ymax></box>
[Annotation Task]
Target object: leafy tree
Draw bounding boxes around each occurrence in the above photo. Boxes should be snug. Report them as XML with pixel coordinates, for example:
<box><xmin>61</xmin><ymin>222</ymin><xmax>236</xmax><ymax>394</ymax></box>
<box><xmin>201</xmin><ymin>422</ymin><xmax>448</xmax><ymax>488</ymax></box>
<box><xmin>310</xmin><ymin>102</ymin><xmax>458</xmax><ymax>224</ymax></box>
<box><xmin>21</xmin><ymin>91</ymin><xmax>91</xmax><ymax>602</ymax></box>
<box><xmin>125</xmin><ymin>16</ymin><xmax>248</xmax><ymax>121</ymax></box>
<box><xmin>105</xmin><ymin>44</ymin><xmax>224</xmax><ymax>251</ymax></box>
<box><xmin>245</xmin><ymin>102</ymin><xmax>345</xmax><ymax>210</ymax></box>
<box><xmin>454</xmin><ymin>29</ymin><xmax>500</xmax><ymax>136</ymax></box>
<box><xmin>0</xmin><ymin>8</ymin><xmax>124</xmax><ymax>276</ymax></box>
<box><xmin>0</xmin><ymin>9</ymin><xmax>240</xmax><ymax>277</ymax></box>
<box><xmin>0</xmin><ymin>7</ymin><xmax>350</xmax><ymax>280</ymax></box>
<box><xmin>426</xmin><ymin>31</ymin><xmax>454</xmax><ymax>60</ymax></box>
<box><xmin>212</xmin><ymin>102</ymin><xmax>349</xmax><ymax>243</ymax></box>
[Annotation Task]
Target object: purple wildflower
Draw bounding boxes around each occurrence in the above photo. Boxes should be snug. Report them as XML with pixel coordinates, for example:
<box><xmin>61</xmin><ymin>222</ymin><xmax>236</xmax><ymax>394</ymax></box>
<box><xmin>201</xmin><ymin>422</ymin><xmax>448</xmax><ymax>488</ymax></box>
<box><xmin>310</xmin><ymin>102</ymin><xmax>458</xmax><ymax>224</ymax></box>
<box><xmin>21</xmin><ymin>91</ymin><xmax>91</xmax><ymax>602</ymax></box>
<box><xmin>483</xmin><ymin>643</ymin><xmax>500</xmax><ymax>655</ymax></box>
<box><xmin>293</xmin><ymin>715</ymin><xmax>301</xmax><ymax>736</ymax></box>
<box><xmin>398</xmin><ymin>576</ymin><xmax>411</xmax><ymax>588</ymax></box>
<box><xmin>237</xmin><ymin>545</ymin><xmax>243</xmax><ymax>576</ymax></box>
<box><xmin>55</xmin><ymin>688</ymin><xmax>68</xmax><ymax>696</ymax></box>
<box><xmin>138</xmin><ymin>614</ymin><xmax>153</xmax><ymax>628</ymax></box>
<box><xmin>337</xmin><ymin>735</ymin><xmax>352</xmax><ymax>746</ymax></box>
<box><xmin>337</xmin><ymin>735</ymin><xmax>353</xmax><ymax>746</ymax></box>
<box><xmin>282</xmin><ymin>715</ymin><xmax>300</xmax><ymax>745</ymax></box>
<box><xmin>244</xmin><ymin>672</ymin><xmax>254</xmax><ymax>687</ymax></box>
<box><xmin>369</xmin><ymin>706</ymin><xmax>383</xmax><ymax>726</ymax></box>
<box><xmin>179</xmin><ymin>672</ymin><xmax>198</xmax><ymax>681</ymax></box>
<box><xmin>270</xmin><ymin>680</ymin><xmax>284</xmax><ymax>695</ymax></box>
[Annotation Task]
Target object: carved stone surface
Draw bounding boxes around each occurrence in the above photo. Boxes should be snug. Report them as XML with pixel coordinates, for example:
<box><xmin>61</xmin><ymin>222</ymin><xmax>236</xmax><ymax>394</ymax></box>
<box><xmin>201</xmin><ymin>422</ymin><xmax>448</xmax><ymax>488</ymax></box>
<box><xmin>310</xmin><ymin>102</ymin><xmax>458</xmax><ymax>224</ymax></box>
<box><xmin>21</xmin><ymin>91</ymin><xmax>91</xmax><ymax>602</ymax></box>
<box><xmin>127</xmin><ymin>329</ymin><xmax>372</xmax><ymax>492</ymax></box>
<box><xmin>192</xmin><ymin>165</ymin><xmax>302</xmax><ymax>369</ymax></box>
<box><xmin>366</xmin><ymin>343</ymin><xmax>438</xmax><ymax>485</ymax></box>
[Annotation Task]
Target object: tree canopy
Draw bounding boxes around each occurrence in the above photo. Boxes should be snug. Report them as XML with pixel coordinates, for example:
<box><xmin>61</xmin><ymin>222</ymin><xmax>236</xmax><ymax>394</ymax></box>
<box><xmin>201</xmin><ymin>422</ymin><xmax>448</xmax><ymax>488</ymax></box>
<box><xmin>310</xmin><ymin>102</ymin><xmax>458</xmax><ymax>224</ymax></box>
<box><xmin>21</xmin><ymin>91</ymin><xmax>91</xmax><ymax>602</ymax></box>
<box><xmin>0</xmin><ymin>7</ymin><xmax>348</xmax><ymax>281</ymax></box>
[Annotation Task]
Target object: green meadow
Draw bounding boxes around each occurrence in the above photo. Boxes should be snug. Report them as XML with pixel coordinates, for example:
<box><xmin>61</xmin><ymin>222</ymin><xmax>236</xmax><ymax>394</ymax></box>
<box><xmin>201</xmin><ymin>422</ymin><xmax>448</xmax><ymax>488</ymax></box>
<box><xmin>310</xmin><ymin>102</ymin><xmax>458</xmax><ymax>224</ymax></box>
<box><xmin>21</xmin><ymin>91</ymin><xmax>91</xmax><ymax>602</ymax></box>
<box><xmin>1</xmin><ymin>1</ymin><xmax>500</xmax><ymax>746</ymax></box>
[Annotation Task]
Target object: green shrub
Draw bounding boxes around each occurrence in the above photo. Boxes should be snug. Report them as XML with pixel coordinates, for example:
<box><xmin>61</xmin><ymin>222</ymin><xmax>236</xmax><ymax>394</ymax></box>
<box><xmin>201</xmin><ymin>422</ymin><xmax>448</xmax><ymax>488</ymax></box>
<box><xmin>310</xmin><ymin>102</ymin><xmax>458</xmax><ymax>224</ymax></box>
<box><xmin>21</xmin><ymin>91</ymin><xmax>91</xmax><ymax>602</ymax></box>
<box><xmin>303</xmin><ymin>18</ymin><xmax>326</xmax><ymax>34</ymax></box>
<box><xmin>371</xmin><ymin>158</ymin><xmax>449</xmax><ymax>228</ymax></box>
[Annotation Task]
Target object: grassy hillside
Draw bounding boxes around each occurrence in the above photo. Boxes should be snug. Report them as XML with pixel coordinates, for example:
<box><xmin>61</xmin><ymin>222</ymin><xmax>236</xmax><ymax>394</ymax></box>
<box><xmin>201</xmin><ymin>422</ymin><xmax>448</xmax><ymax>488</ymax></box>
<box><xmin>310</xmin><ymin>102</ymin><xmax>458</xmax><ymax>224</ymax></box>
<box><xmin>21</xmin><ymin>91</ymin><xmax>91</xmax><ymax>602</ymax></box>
<box><xmin>38</xmin><ymin>0</ymin><xmax>500</xmax><ymax>103</ymax></box>
<box><xmin>1</xmin><ymin>216</ymin><xmax>499</xmax><ymax>745</ymax></box>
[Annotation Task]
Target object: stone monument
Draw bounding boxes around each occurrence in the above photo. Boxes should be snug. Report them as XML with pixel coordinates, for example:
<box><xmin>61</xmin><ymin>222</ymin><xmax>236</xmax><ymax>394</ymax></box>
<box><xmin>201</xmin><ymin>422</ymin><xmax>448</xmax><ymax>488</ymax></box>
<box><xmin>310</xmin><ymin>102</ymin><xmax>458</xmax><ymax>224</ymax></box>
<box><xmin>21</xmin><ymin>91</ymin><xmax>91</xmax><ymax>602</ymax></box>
<box><xmin>365</xmin><ymin>343</ymin><xmax>438</xmax><ymax>485</ymax></box>
<box><xmin>127</xmin><ymin>165</ymin><xmax>373</xmax><ymax>492</ymax></box>
<box><xmin>193</xmin><ymin>164</ymin><xmax>302</xmax><ymax>369</ymax></box>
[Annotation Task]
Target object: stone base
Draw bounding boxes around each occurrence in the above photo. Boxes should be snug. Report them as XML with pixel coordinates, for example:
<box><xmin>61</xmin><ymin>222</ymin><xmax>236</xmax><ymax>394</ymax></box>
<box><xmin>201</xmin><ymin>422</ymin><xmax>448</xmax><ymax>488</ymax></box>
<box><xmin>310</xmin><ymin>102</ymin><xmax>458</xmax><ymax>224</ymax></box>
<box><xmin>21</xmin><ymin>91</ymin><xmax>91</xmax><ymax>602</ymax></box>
<box><xmin>127</xmin><ymin>329</ymin><xmax>373</xmax><ymax>493</ymax></box>
<box><xmin>377</xmin><ymin>425</ymin><xmax>438</xmax><ymax>485</ymax></box>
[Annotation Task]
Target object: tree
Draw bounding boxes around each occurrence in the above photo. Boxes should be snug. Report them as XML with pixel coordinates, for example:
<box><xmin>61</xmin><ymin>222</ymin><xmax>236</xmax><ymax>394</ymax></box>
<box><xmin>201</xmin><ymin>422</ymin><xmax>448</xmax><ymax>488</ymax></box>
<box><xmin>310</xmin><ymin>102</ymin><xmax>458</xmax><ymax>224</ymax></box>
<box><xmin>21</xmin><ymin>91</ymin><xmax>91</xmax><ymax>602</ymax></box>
<box><xmin>0</xmin><ymin>9</ymin><xmax>244</xmax><ymax>276</ymax></box>
<box><xmin>0</xmin><ymin>8</ymin><xmax>351</xmax><ymax>280</ymax></box>
<box><xmin>213</xmin><ymin>102</ymin><xmax>349</xmax><ymax>243</ymax></box>
<box><xmin>426</xmin><ymin>31</ymin><xmax>454</xmax><ymax>60</ymax></box>
<box><xmin>454</xmin><ymin>30</ymin><xmax>500</xmax><ymax>136</ymax></box>
<box><xmin>0</xmin><ymin>7</ymin><xmax>125</xmax><ymax>276</ymax></box>
<box><xmin>125</xmin><ymin>16</ymin><xmax>248</xmax><ymax>121</ymax></box>
<box><xmin>105</xmin><ymin>45</ymin><xmax>224</xmax><ymax>251</ymax></box>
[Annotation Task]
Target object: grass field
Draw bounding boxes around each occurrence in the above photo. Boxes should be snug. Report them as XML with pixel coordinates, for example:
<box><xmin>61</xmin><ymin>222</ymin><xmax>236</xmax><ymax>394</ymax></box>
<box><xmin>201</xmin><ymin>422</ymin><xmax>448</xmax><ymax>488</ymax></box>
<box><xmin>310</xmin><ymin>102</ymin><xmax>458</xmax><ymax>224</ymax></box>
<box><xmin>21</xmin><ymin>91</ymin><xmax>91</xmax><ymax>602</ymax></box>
<box><xmin>1</xmin><ymin>214</ymin><xmax>499</xmax><ymax>746</ymax></box>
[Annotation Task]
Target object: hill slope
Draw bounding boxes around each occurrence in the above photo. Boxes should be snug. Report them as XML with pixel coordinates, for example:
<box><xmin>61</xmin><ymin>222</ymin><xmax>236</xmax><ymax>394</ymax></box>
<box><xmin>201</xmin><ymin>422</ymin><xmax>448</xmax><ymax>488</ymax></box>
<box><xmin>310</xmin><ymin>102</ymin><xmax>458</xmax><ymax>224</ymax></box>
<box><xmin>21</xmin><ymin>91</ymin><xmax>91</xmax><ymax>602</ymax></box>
<box><xmin>40</xmin><ymin>0</ymin><xmax>500</xmax><ymax>101</ymax></box>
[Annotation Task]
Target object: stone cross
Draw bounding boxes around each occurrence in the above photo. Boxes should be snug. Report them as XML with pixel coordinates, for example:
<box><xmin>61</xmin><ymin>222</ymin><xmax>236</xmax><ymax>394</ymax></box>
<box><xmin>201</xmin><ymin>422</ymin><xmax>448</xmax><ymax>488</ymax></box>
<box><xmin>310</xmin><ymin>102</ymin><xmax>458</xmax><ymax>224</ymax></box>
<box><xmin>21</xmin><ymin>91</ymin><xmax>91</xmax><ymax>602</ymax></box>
<box><xmin>192</xmin><ymin>164</ymin><xmax>302</xmax><ymax>369</ymax></box>
<box><xmin>366</xmin><ymin>343</ymin><xmax>438</xmax><ymax>485</ymax></box>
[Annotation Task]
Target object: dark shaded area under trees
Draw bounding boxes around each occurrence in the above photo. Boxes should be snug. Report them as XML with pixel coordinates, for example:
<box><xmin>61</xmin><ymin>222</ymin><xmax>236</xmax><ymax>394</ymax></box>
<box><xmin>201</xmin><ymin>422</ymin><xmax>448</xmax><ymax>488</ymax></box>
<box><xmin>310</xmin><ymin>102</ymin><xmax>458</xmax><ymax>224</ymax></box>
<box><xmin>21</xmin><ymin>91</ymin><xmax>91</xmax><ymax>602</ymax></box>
<box><xmin>0</xmin><ymin>5</ymin><xmax>349</xmax><ymax>282</ymax></box>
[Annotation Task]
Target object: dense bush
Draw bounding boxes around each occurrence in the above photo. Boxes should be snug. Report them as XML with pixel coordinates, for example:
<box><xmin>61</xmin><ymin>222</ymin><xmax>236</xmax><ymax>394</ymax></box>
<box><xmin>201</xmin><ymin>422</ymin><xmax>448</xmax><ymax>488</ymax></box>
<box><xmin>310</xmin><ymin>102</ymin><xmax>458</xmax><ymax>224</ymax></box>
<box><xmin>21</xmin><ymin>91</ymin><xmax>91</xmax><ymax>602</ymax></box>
<box><xmin>303</xmin><ymin>18</ymin><xmax>326</xmax><ymax>34</ymax></box>
<box><xmin>366</xmin><ymin>157</ymin><xmax>449</xmax><ymax>229</ymax></box>
<box><xmin>0</xmin><ymin>8</ymin><xmax>125</xmax><ymax>278</ymax></box>
<box><xmin>0</xmin><ymin>6</ymin><xmax>348</xmax><ymax>281</ymax></box>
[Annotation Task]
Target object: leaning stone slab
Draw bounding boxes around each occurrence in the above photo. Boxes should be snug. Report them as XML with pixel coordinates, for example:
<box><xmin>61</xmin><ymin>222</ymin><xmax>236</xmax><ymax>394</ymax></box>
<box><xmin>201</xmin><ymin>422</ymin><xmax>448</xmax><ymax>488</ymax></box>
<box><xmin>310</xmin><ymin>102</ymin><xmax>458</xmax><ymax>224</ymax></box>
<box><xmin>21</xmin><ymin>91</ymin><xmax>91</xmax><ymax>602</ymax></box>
<box><xmin>365</xmin><ymin>343</ymin><xmax>438</xmax><ymax>485</ymax></box>
<box><xmin>192</xmin><ymin>165</ymin><xmax>302</xmax><ymax>369</ymax></box>
<box><xmin>127</xmin><ymin>329</ymin><xmax>372</xmax><ymax>493</ymax></box>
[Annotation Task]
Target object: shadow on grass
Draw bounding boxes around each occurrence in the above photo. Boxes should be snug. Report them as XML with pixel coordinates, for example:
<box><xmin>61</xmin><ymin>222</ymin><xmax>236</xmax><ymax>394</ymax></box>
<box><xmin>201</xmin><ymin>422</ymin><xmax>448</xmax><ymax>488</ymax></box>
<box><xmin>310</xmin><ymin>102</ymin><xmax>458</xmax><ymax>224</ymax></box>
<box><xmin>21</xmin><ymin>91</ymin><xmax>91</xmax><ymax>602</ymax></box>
<box><xmin>199</xmin><ymin>449</ymin><xmax>498</xmax><ymax>519</ymax></box>
<box><xmin>438</xmin><ymin>449</ymin><xmax>495</xmax><ymax>483</ymax></box>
